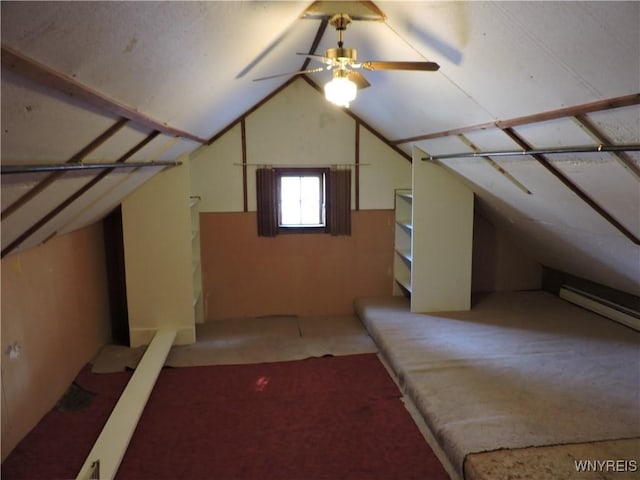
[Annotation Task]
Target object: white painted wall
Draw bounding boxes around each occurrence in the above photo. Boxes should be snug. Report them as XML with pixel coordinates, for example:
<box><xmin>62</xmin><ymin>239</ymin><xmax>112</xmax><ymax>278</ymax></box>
<box><xmin>359</xmin><ymin>128</ymin><xmax>412</xmax><ymax>209</ymax></box>
<box><xmin>411</xmin><ymin>146</ymin><xmax>474</xmax><ymax>312</ymax></box>
<box><xmin>189</xmin><ymin>125</ymin><xmax>244</xmax><ymax>213</ymax></box>
<box><xmin>122</xmin><ymin>161</ymin><xmax>196</xmax><ymax>346</ymax></box>
<box><xmin>190</xmin><ymin>78</ymin><xmax>411</xmax><ymax>213</ymax></box>
<box><xmin>245</xmin><ymin>80</ymin><xmax>356</xmax><ymax>211</ymax></box>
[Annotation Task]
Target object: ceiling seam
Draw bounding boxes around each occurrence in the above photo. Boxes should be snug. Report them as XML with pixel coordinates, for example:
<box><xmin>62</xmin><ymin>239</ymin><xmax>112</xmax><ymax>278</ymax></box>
<box><xmin>493</xmin><ymin>1</ymin><xmax>602</xmax><ymax>99</ymax></box>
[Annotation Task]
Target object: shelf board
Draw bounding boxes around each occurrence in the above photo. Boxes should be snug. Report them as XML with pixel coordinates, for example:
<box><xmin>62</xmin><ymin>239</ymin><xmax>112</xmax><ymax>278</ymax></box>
<box><xmin>192</xmin><ymin>291</ymin><xmax>201</xmax><ymax>308</ymax></box>
<box><xmin>395</xmin><ymin>278</ymin><xmax>412</xmax><ymax>295</ymax></box>
<box><xmin>395</xmin><ymin>249</ymin><xmax>412</xmax><ymax>263</ymax></box>
<box><xmin>396</xmin><ymin>220</ymin><xmax>413</xmax><ymax>232</ymax></box>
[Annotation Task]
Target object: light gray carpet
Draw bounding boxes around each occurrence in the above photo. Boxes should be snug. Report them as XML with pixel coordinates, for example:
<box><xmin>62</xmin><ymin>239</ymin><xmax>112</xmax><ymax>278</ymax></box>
<box><xmin>355</xmin><ymin>291</ymin><xmax>640</xmax><ymax>477</ymax></box>
<box><xmin>464</xmin><ymin>438</ymin><xmax>640</xmax><ymax>480</ymax></box>
<box><xmin>92</xmin><ymin>314</ymin><xmax>377</xmax><ymax>373</ymax></box>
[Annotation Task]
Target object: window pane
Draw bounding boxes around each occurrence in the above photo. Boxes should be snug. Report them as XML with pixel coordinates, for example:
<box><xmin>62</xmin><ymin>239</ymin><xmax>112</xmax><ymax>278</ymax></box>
<box><xmin>300</xmin><ymin>176</ymin><xmax>320</xmax><ymax>224</ymax></box>
<box><xmin>279</xmin><ymin>174</ymin><xmax>324</xmax><ymax>227</ymax></box>
<box><xmin>280</xmin><ymin>177</ymin><xmax>301</xmax><ymax>225</ymax></box>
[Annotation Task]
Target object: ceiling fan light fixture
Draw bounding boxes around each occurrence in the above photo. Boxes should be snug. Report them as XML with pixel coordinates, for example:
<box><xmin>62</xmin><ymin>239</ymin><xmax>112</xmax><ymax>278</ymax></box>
<box><xmin>324</xmin><ymin>70</ymin><xmax>357</xmax><ymax>108</ymax></box>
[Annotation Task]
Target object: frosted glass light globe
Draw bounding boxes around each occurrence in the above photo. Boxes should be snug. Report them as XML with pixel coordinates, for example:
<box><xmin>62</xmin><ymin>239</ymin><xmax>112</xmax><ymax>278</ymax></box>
<box><xmin>324</xmin><ymin>76</ymin><xmax>357</xmax><ymax>108</ymax></box>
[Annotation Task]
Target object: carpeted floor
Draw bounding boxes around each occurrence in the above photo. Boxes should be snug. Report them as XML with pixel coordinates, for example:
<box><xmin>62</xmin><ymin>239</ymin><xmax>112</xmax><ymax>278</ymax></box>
<box><xmin>1</xmin><ymin>367</ymin><xmax>131</xmax><ymax>479</ymax></box>
<box><xmin>355</xmin><ymin>291</ymin><xmax>640</xmax><ymax>479</ymax></box>
<box><xmin>92</xmin><ymin>314</ymin><xmax>378</xmax><ymax>373</ymax></box>
<box><xmin>464</xmin><ymin>438</ymin><xmax>640</xmax><ymax>480</ymax></box>
<box><xmin>118</xmin><ymin>354</ymin><xmax>449</xmax><ymax>480</ymax></box>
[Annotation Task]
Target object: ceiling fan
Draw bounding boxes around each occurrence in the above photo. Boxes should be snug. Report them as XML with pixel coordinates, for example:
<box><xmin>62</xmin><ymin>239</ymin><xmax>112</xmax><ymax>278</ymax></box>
<box><xmin>253</xmin><ymin>13</ymin><xmax>440</xmax><ymax>108</ymax></box>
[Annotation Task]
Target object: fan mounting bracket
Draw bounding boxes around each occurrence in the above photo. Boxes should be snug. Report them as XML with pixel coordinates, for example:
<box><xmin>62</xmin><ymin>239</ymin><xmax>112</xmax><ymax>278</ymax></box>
<box><xmin>301</xmin><ymin>2</ymin><xmax>386</xmax><ymax>22</ymax></box>
<box><xmin>329</xmin><ymin>13</ymin><xmax>352</xmax><ymax>31</ymax></box>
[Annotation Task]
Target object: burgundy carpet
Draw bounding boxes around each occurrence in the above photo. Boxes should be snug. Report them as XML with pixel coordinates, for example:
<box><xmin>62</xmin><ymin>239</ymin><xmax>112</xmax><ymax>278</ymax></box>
<box><xmin>3</xmin><ymin>354</ymin><xmax>449</xmax><ymax>479</ymax></box>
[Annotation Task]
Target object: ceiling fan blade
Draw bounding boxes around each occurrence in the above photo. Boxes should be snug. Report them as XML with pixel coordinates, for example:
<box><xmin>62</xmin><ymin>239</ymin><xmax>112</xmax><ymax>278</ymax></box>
<box><xmin>296</xmin><ymin>52</ymin><xmax>334</xmax><ymax>65</ymax></box>
<box><xmin>253</xmin><ymin>66</ymin><xmax>326</xmax><ymax>82</ymax></box>
<box><xmin>359</xmin><ymin>61</ymin><xmax>440</xmax><ymax>72</ymax></box>
<box><xmin>347</xmin><ymin>70</ymin><xmax>371</xmax><ymax>89</ymax></box>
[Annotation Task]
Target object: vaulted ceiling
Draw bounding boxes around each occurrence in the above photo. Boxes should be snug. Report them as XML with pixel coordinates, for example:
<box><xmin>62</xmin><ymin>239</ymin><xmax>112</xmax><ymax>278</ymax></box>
<box><xmin>1</xmin><ymin>1</ymin><xmax>639</xmax><ymax>294</ymax></box>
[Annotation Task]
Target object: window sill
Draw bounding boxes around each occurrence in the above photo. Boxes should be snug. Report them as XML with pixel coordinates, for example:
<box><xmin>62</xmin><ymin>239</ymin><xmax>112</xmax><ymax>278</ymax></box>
<box><xmin>277</xmin><ymin>226</ymin><xmax>328</xmax><ymax>234</ymax></box>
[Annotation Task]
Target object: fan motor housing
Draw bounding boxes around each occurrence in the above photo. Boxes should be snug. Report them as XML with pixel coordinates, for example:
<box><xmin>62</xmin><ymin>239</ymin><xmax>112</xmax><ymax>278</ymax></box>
<box><xmin>325</xmin><ymin>47</ymin><xmax>357</xmax><ymax>64</ymax></box>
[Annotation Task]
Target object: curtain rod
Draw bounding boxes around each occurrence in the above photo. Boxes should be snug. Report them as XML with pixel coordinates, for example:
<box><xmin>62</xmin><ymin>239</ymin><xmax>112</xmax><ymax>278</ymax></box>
<box><xmin>1</xmin><ymin>161</ymin><xmax>181</xmax><ymax>175</ymax></box>
<box><xmin>423</xmin><ymin>144</ymin><xmax>640</xmax><ymax>161</ymax></box>
<box><xmin>233</xmin><ymin>163</ymin><xmax>369</xmax><ymax>167</ymax></box>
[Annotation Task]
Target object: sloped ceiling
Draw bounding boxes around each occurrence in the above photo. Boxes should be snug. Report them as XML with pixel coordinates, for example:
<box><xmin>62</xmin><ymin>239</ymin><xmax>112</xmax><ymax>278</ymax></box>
<box><xmin>1</xmin><ymin>1</ymin><xmax>638</xmax><ymax>295</ymax></box>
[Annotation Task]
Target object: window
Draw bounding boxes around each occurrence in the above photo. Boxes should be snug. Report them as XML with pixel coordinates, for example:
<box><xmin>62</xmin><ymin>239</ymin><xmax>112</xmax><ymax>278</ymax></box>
<box><xmin>256</xmin><ymin>166</ymin><xmax>351</xmax><ymax>237</ymax></box>
<box><xmin>276</xmin><ymin>168</ymin><xmax>328</xmax><ymax>233</ymax></box>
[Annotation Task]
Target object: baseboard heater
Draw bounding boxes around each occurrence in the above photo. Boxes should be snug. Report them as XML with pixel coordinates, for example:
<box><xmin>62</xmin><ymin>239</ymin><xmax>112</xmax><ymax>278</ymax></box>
<box><xmin>559</xmin><ymin>286</ymin><xmax>640</xmax><ymax>331</ymax></box>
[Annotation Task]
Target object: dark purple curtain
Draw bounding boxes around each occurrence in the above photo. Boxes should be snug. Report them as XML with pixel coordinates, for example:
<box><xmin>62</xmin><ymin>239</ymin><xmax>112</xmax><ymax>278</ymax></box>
<box><xmin>328</xmin><ymin>167</ymin><xmax>351</xmax><ymax>236</ymax></box>
<box><xmin>256</xmin><ymin>168</ymin><xmax>278</xmax><ymax>237</ymax></box>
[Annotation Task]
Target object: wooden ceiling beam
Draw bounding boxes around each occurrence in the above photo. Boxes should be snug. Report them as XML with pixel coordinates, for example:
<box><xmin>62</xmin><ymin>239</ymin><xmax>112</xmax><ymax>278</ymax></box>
<box><xmin>496</xmin><ymin>94</ymin><xmax>640</xmax><ymax>130</ymax></box>
<box><xmin>1</xmin><ymin>117</ymin><xmax>129</xmax><ymax>220</ymax></box>
<box><xmin>300</xmin><ymin>16</ymin><xmax>329</xmax><ymax>72</ymax></box>
<box><xmin>1</xmin><ymin>131</ymin><xmax>162</xmax><ymax>258</ymax></box>
<box><xmin>572</xmin><ymin>114</ymin><xmax>640</xmax><ymax>182</ymax></box>
<box><xmin>1</xmin><ymin>45</ymin><xmax>208</xmax><ymax>145</ymax></box>
<box><xmin>456</xmin><ymin>133</ymin><xmax>532</xmax><ymax>195</ymax></box>
<box><xmin>391</xmin><ymin>121</ymin><xmax>497</xmax><ymax>145</ymax></box>
<box><xmin>391</xmin><ymin>93</ymin><xmax>640</xmax><ymax>144</ymax></box>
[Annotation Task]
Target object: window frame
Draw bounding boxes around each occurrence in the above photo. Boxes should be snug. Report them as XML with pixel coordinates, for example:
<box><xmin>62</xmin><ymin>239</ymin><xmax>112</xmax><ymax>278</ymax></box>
<box><xmin>275</xmin><ymin>167</ymin><xmax>329</xmax><ymax>234</ymax></box>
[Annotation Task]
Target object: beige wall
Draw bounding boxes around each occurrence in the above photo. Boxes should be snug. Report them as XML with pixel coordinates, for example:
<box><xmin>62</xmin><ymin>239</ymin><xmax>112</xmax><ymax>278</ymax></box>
<box><xmin>189</xmin><ymin>78</ymin><xmax>410</xmax><ymax>320</ymax></box>
<box><xmin>1</xmin><ymin>223</ymin><xmax>112</xmax><ymax>460</ymax></box>
<box><xmin>190</xmin><ymin>78</ymin><xmax>411</xmax><ymax>213</ymax></box>
<box><xmin>200</xmin><ymin>210</ymin><xmax>395</xmax><ymax>320</ymax></box>
<box><xmin>189</xmin><ymin>77</ymin><xmax>540</xmax><ymax>320</ymax></box>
